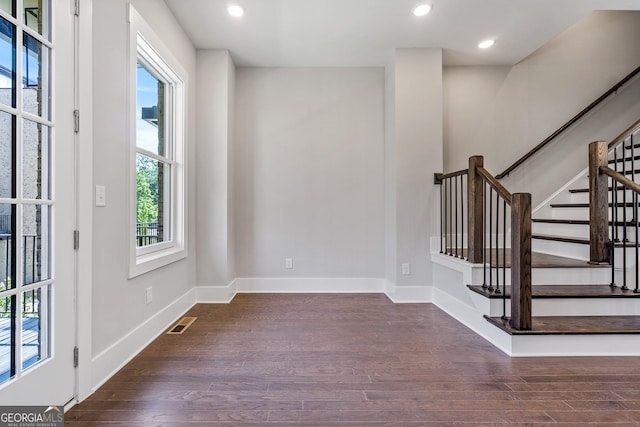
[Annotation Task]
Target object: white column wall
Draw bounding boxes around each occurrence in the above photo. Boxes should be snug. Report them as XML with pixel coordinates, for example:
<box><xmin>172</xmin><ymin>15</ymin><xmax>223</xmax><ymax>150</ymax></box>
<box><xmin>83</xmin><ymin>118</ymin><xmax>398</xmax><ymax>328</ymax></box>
<box><xmin>195</xmin><ymin>50</ymin><xmax>236</xmax><ymax>295</ymax></box>
<box><xmin>386</xmin><ymin>49</ymin><xmax>443</xmax><ymax>301</ymax></box>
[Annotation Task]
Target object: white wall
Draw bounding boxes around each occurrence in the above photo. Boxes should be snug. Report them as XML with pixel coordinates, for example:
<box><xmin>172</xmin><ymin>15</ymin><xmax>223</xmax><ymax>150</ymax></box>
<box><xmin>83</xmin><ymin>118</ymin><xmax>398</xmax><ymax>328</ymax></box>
<box><xmin>444</xmin><ymin>11</ymin><xmax>640</xmax><ymax>204</ymax></box>
<box><xmin>385</xmin><ymin>49</ymin><xmax>443</xmax><ymax>300</ymax></box>
<box><xmin>234</xmin><ymin>68</ymin><xmax>385</xmax><ymax>280</ymax></box>
<box><xmin>90</xmin><ymin>0</ymin><xmax>196</xmax><ymax>385</ymax></box>
<box><xmin>196</xmin><ymin>50</ymin><xmax>236</xmax><ymax>289</ymax></box>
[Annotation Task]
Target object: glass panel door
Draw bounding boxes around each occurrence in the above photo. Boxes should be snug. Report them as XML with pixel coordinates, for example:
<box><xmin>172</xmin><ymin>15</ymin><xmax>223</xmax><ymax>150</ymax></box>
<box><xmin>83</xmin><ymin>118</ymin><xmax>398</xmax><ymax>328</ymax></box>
<box><xmin>0</xmin><ymin>0</ymin><xmax>76</xmax><ymax>405</ymax></box>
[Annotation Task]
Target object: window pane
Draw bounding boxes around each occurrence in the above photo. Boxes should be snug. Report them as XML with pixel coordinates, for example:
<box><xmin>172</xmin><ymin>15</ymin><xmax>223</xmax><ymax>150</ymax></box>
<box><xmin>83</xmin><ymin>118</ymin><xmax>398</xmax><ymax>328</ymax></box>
<box><xmin>23</xmin><ymin>119</ymin><xmax>49</xmax><ymax>199</ymax></box>
<box><xmin>0</xmin><ymin>17</ymin><xmax>15</xmax><ymax>108</ymax></box>
<box><xmin>0</xmin><ymin>204</ymin><xmax>14</xmax><ymax>292</ymax></box>
<box><xmin>136</xmin><ymin>154</ymin><xmax>170</xmax><ymax>248</ymax></box>
<box><xmin>23</xmin><ymin>204</ymin><xmax>48</xmax><ymax>285</ymax></box>
<box><xmin>0</xmin><ymin>111</ymin><xmax>14</xmax><ymax>198</ymax></box>
<box><xmin>21</xmin><ymin>286</ymin><xmax>47</xmax><ymax>371</ymax></box>
<box><xmin>23</xmin><ymin>32</ymin><xmax>50</xmax><ymax>119</ymax></box>
<box><xmin>0</xmin><ymin>0</ymin><xmax>14</xmax><ymax>16</ymax></box>
<box><xmin>0</xmin><ymin>293</ymin><xmax>15</xmax><ymax>384</ymax></box>
<box><xmin>136</xmin><ymin>62</ymin><xmax>166</xmax><ymax>156</ymax></box>
<box><xmin>23</xmin><ymin>0</ymin><xmax>50</xmax><ymax>40</ymax></box>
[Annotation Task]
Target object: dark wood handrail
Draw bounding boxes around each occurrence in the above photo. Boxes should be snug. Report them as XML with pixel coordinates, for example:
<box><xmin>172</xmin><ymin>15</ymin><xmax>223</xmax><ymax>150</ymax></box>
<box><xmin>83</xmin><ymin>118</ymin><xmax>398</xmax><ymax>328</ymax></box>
<box><xmin>434</xmin><ymin>168</ymin><xmax>468</xmax><ymax>184</ymax></box>
<box><xmin>477</xmin><ymin>166</ymin><xmax>512</xmax><ymax>204</ymax></box>
<box><xmin>497</xmin><ymin>64</ymin><xmax>640</xmax><ymax>179</ymax></box>
<box><xmin>600</xmin><ymin>166</ymin><xmax>640</xmax><ymax>195</ymax></box>
<box><xmin>608</xmin><ymin>118</ymin><xmax>640</xmax><ymax>149</ymax></box>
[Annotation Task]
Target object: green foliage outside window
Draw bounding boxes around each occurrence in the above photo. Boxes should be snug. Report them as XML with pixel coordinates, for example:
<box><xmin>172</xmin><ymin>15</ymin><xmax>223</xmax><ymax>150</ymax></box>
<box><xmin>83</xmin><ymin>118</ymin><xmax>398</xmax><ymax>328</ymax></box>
<box><xmin>136</xmin><ymin>155</ymin><xmax>159</xmax><ymax>224</ymax></box>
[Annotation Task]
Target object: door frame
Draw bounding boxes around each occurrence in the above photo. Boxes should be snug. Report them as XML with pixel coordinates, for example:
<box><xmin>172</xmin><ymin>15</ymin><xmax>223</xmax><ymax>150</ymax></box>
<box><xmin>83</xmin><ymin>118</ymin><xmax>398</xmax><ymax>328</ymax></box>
<box><xmin>74</xmin><ymin>0</ymin><xmax>93</xmax><ymax>403</ymax></box>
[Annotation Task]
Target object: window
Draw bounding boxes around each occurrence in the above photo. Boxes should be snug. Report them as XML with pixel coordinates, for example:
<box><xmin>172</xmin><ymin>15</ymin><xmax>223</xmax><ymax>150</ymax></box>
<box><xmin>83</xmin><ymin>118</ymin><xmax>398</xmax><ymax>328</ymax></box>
<box><xmin>129</xmin><ymin>5</ymin><xmax>187</xmax><ymax>277</ymax></box>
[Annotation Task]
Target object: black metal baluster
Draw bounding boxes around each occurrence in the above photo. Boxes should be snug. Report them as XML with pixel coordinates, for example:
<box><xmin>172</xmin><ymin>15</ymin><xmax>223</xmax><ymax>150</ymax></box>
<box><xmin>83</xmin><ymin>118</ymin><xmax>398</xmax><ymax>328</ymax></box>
<box><xmin>488</xmin><ymin>188</ymin><xmax>494</xmax><ymax>291</ymax></box>
<box><xmin>623</xmin><ymin>140</ymin><xmax>629</xmax><ymax>290</ymax></box>
<box><xmin>444</xmin><ymin>178</ymin><xmax>448</xmax><ymax>255</ymax></box>
<box><xmin>611</xmin><ymin>173</ymin><xmax>617</xmax><ymax>287</ymax></box>
<box><xmin>440</xmin><ymin>176</ymin><xmax>444</xmax><ymax>254</ymax></box>
<box><xmin>494</xmin><ymin>192</ymin><xmax>501</xmax><ymax>295</ymax></box>
<box><xmin>461</xmin><ymin>174</ymin><xmax>465</xmax><ymax>260</ymax></box>
<box><xmin>629</xmin><ymin>134</ymin><xmax>640</xmax><ymax>293</ymax></box>
<box><xmin>482</xmin><ymin>181</ymin><xmax>487</xmax><ymax>288</ymax></box>
<box><xmin>501</xmin><ymin>199</ymin><xmax>507</xmax><ymax>318</ymax></box>
<box><xmin>454</xmin><ymin>176</ymin><xmax>458</xmax><ymax>257</ymax></box>
<box><xmin>614</xmin><ymin>146</ymin><xmax>620</xmax><ymax>243</ymax></box>
<box><xmin>449</xmin><ymin>177</ymin><xmax>453</xmax><ymax>256</ymax></box>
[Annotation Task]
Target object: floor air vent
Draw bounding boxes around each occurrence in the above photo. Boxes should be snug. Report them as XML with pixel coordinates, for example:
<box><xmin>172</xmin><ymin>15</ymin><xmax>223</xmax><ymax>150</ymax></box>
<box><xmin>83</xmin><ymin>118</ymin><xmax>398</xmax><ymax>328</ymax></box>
<box><xmin>167</xmin><ymin>317</ymin><xmax>197</xmax><ymax>334</ymax></box>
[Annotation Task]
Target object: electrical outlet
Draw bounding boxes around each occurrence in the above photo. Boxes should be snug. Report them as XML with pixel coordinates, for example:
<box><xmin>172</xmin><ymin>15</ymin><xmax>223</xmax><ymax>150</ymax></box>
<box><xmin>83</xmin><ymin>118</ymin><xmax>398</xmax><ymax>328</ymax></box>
<box><xmin>146</xmin><ymin>287</ymin><xmax>152</xmax><ymax>305</ymax></box>
<box><xmin>401</xmin><ymin>263</ymin><xmax>411</xmax><ymax>275</ymax></box>
<box><xmin>285</xmin><ymin>258</ymin><xmax>293</xmax><ymax>269</ymax></box>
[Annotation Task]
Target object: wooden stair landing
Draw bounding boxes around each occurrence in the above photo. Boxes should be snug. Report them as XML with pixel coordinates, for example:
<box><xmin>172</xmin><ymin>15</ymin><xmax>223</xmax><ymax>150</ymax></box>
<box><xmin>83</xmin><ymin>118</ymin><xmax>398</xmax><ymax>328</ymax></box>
<box><xmin>485</xmin><ymin>315</ymin><xmax>640</xmax><ymax>335</ymax></box>
<box><xmin>447</xmin><ymin>248</ymin><xmax>607</xmax><ymax>268</ymax></box>
<box><xmin>468</xmin><ymin>284</ymin><xmax>640</xmax><ymax>299</ymax></box>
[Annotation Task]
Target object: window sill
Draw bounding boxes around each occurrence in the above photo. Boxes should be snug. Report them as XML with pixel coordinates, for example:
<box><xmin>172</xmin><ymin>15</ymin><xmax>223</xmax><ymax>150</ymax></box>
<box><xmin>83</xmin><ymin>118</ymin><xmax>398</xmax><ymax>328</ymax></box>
<box><xmin>128</xmin><ymin>245</ymin><xmax>187</xmax><ymax>279</ymax></box>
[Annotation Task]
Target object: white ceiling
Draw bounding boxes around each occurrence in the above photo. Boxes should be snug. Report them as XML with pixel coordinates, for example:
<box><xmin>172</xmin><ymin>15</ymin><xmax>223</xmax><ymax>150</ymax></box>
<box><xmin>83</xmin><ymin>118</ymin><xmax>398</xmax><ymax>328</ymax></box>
<box><xmin>164</xmin><ymin>0</ymin><xmax>640</xmax><ymax>67</ymax></box>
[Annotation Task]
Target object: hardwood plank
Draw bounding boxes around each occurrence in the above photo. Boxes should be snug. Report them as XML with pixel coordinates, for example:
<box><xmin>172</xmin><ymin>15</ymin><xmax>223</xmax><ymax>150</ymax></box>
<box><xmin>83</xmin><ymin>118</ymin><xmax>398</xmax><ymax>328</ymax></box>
<box><xmin>67</xmin><ymin>294</ymin><xmax>640</xmax><ymax>424</ymax></box>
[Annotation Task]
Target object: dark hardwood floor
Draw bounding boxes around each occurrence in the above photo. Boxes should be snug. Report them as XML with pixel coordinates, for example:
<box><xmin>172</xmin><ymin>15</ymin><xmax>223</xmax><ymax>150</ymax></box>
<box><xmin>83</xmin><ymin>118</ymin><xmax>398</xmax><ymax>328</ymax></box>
<box><xmin>67</xmin><ymin>294</ymin><xmax>640</xmax><ymax>426</ymax></box>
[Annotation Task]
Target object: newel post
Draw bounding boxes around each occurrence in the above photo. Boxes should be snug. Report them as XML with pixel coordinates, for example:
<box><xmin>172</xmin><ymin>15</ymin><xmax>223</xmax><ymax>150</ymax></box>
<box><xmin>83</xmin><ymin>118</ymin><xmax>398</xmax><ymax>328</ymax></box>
<box><xmin>510</xmin><ymin>193</ymin><xmax>532</xmax><ymax>331</ymax></box>
<box><xmin>589</xmin><ymin>141</ymin><xmax>610</xmax><ymax>264</ymax></box>
<box><xmin>467</xmin><ymin>155</ymin><xmax>484</xmax><ymax>263</ymax></box>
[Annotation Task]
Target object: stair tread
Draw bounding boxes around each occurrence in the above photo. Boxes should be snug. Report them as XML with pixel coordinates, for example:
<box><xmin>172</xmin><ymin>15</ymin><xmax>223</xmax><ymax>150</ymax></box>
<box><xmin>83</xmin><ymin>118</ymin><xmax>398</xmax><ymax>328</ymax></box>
<box><xmin>468</xmin><ymin>284</ymin><xmax>638</xmax><ymax>299</ymax></box>
<box><xmin>532</xmin><ymin>233</ymin><xmax>638</xmax><ymax>247</ymax></box>
<box><xmin>550</xmin><ymin>202</ymin><xmax>640</xmax><ymax>208</ymax></box>
<box><xmin>485</xmin><ymin>315</ymin><xmax>640</xmax><ymax>335</ymax></box>
<box><xmin>532</xmin><ymin>233</ymin><xmax>589</xmax><ymax>244</ymax></box>
<box><xmin>446</xmin><ymin>249</ymin><xmax>605</xmax><ymax>268</ymax></box>
<box><xmin>533</xmin><ymin>219</ymin><xmax>639</xmax><ymax>226</ymax></box>
<box><xmin>533</xmin><ymin>218</ymin><xmax>590</xmax><ymax>225</ymax></box>
<box><xmin>569</xmin><ymin>186</ymin><xmax>626</xmax><ymax>193</ymax></box>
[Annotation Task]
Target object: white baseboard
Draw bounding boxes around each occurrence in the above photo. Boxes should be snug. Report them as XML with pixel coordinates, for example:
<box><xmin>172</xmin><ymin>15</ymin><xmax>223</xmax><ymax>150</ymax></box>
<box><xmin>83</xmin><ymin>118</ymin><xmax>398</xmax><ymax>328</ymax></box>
<box><xmin>196</xmin><ymin>280</ymin><xmax>238</xmax><ymax>303</ymax></box>
<box><xmin>196</xmin><ymin>278</ymin><xmax>434</xmax><ymax>303</ymax></box>
<box><xmin>90</xmin><ymin>288</ymin><xmax>196</xmax><ymax>392</ymax></box>
<box><xmin>385</xmin><ymin>280</ymin><xmax>432</xmax><ymax>303</ymax></box>
<box><xmin>235</xmin><ymin>277</ymin><xmax>386</xmax><ymax>293</ymax></box>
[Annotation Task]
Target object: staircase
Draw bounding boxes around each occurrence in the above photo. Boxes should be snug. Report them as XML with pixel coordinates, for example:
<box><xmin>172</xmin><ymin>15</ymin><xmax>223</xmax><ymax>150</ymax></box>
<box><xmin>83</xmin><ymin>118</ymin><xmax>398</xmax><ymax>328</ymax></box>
<box><xmin>431</xmin><ymin>121</ymin><xmax>640</xmax><ymax>356</ymax></box>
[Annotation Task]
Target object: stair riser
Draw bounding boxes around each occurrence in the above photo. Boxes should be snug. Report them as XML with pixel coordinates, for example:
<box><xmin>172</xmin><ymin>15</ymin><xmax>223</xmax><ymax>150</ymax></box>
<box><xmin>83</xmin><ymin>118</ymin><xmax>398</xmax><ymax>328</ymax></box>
<box><xmin>532</xmin><ymin>238</ymin><xmax>639</xmax><ymax>263</ymax></box>
<box><xmin>533</xmin><ymin>222</ymin><xmax>589</xmax><ymax>238</ymax></box>
<box><xmin>532</xmin><ymin>239</ymin><xmax>589</xmax><ymax>259</ymax></box>
<box><xmin>471</xmin><ymin>266</ymin><xmax>613</xmax><ymax>286</ymax></box>
<box><xmin>550</xmin><ymin>207</ymin><xmax>638</xmax><ymax>221</ymax></box>
<box><xmin>487</xmin><ymin>298</ymin><xmax>640</xmax><ymax>317</ymax></box>
<box><xmin>550</xmin><ymin>207</ymin><xmax>589</xmax><ymax>221</ymax></box>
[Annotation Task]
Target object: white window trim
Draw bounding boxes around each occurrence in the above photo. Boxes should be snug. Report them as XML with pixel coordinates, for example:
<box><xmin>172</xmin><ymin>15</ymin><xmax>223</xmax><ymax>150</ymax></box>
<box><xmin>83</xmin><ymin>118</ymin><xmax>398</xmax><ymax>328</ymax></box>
<box><xmin>128</xmin><ymin>4</ymin><xmax>187</xmax><ymax>278</ymax></box>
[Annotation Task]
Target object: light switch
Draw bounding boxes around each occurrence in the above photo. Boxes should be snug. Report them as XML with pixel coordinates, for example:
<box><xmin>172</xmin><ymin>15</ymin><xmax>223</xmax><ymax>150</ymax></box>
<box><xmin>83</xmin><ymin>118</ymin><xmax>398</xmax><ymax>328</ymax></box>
<box><xmin>96</xmin><ymin>185</ymin><xmax>106</xmax><ymax>207</ymax></box>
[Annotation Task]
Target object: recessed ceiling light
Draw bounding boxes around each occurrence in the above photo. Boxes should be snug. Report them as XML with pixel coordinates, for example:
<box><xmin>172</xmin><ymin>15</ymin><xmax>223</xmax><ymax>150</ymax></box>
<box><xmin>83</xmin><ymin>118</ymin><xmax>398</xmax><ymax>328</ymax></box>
<box><xmin>413</xmin><ymin>4</ymin><xmax>432</xmax><ymax>17</ymax></box>
<box><xmin>228</xmin><ymin>5</ymin><xmax>244</xmax><ymax>17</ymax></box>
<box><xmin>478</xmin><ymin>39</ymin><xmax>495</xmax><ymax>49</ymax></box>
